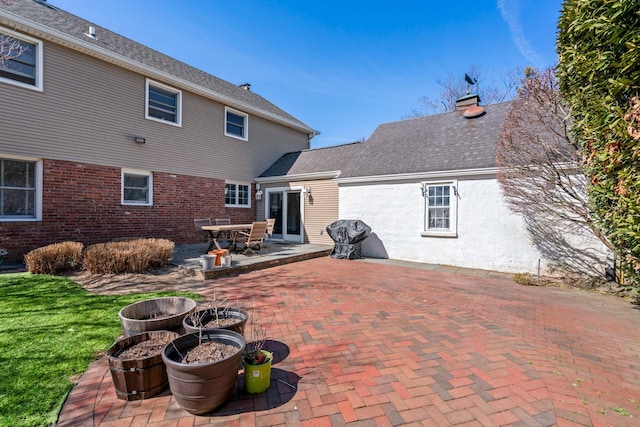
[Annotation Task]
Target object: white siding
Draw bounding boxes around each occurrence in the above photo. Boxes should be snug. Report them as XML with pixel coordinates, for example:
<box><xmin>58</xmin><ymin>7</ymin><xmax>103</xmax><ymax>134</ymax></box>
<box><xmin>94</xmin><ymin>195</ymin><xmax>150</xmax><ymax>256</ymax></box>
<box><xmin>339</xmin><ymin>177</ymin><xmax>606</xmax><ymax>275</ymax></box>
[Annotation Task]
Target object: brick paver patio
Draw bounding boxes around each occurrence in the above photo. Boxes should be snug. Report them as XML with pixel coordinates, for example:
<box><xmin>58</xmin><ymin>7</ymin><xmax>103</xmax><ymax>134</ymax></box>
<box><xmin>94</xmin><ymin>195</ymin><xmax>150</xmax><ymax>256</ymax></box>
<box><xmin>57</xmin><ymin>258</ymin><xmax>640</xmax><ymax>426</ymax></box>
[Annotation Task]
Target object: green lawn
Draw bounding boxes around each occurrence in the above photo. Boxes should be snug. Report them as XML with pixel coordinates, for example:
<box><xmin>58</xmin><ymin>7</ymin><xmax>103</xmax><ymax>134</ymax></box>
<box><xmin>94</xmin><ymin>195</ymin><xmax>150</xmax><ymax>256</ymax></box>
<box><xmin>0</xmin><ymin>273</ymin><xmax>200</xmax><ymax>427</ymax></box>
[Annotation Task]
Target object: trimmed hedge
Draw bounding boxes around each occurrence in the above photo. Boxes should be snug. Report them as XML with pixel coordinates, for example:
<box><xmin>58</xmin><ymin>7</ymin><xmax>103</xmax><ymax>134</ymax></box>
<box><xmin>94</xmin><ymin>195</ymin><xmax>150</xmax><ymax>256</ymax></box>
<box><xmin>24</xmin><ymin>242</ymin><xmax>84</xmax><ymax>275</ymax></box>
<box><xmin>84</xmin><ymin>238</ymin><xmax>175</xmax><ymax>274</ymax></box>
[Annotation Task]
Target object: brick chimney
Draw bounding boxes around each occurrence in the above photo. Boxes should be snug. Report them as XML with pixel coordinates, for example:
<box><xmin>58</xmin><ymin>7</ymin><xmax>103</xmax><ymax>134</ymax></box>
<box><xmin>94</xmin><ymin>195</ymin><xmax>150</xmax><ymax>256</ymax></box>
<box><xmin>455</xmin><ymin>94</ymin><xmax>481</xmax><ymax>111</ymax></box>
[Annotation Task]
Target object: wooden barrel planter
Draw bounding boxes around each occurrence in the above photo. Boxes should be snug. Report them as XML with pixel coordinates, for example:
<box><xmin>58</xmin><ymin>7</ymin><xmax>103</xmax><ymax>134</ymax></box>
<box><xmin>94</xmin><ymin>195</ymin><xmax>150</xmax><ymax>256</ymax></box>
<box><xmin>106</xmin><ymin>330</ymin><xmax>179</xmax><ymax>401</ymax></box>
<box><xmin>162</xmin><ymin>330</ymin><xmax>245</xmax><ymax>415</ymax></box>
<box><xmin>118</xmin><ymin>297</ymin><xmax>197</xmax><ymax>336</ymax></box>
<box><xmin>183</xmin><ymin>307</ymin><xmax>248</xmax><ymax>336</ymax></box>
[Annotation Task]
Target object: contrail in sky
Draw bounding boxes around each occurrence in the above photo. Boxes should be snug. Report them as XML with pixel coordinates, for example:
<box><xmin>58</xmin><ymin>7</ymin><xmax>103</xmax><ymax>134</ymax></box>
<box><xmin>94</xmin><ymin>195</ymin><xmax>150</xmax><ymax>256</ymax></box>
<box><xmin>497</xmin><ymin>0</ymin><xmax>544</xmax><ymax>67</ymax></box>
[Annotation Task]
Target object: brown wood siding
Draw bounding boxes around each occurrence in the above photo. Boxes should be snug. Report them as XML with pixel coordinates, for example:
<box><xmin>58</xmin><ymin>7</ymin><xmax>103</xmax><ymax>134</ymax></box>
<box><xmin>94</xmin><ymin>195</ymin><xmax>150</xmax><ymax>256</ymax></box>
<box><xmin>1</xmin><ymin>37</ymin><xmax>309</xmax><ymax>182</ymax></box>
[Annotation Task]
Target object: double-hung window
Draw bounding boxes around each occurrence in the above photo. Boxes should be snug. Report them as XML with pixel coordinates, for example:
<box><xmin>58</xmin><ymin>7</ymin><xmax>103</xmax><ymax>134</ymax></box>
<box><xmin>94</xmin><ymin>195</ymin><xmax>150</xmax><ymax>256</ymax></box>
<box><xmin>146</xmin><ymin>79</ymin><xmax>181</xmax><ymax>126</ymax></box>
<box><xmin>421</xmin><ymin>180</ymin><xmax>458</xmax><ymax>237</ymax></box>
<box><xmin>0</xmin><ymin>28</ymin><xmax>43</xmax><ymax>91</ymax></box>
<box><xmin>224</xmin><ymin>107</ymin><xmax>248</xmax><ymax>140</ymax></box>
<box><xmin>122</xmin><ymin>169</ymin><xmax>153</xmax><ymax>206</ymax></box>
<box><xmin>225</xmin><ymin>182</ymin><xmax>250</xmax><ymax>207</ymax></box>
<box><xmin>0</xmin><ymin>156</ymin><xmax>42</xmax><ymax>220</ymax></box>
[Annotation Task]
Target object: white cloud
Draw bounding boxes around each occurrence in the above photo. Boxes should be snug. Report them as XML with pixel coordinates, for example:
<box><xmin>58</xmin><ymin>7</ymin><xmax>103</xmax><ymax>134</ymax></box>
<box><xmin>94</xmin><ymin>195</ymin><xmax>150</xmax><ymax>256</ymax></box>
<box><xmin>497</xmin><ymin>0</ymin><xmax>544</xmax><ymax>67</ymax></box>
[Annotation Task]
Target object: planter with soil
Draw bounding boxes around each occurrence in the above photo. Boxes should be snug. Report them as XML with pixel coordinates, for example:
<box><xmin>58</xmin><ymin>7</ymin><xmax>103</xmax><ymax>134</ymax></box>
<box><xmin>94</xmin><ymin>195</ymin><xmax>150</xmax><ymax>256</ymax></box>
<box><xmin>119</xmin><ymin>297</ymin><xmax>197</xmax><ymax>336</ymax></box>
<box><xmin>183</xmin><ymin>307</ymin><xmax>248</xmax><ymax>336</ymax></box>
<box><xmin>162</xmin><ymin>329</ymin><xmax>246</xmax><ymax>415</ymax></box>
<box><xmin>106</xmin><ymin>330</ymin><xmax>179</xmax><ymax>400</ymax></box>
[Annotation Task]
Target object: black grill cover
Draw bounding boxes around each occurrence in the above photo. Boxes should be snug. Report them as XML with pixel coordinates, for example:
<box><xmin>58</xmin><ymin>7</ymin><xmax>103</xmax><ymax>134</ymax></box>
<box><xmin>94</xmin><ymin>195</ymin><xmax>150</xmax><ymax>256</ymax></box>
<box><xmin>326</xmin><ymin>220</ymin><xmax>371</xmax><ymax>259</ymax></box>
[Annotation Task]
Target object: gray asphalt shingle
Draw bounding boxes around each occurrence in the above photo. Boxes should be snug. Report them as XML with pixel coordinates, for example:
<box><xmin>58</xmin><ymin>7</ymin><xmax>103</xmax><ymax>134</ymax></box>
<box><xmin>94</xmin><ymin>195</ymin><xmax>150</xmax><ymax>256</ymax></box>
<box><xmin>261</xmin><ymin>102</ymin><xmax>513</xmax><ymax>179</ymax></box>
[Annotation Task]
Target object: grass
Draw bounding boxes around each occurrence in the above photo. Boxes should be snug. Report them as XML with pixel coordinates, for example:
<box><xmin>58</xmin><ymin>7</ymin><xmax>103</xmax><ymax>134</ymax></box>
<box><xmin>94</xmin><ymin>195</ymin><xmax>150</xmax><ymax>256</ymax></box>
<box><xmin>0</xmin><ymin>273</ymin><xmax>200</xmax><ymax>427</ymax></box>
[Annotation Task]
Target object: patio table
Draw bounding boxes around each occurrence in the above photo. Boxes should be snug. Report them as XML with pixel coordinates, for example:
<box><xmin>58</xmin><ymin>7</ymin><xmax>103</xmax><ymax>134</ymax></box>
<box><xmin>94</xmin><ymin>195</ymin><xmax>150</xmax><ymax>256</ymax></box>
<box><xmin>201</xmin><ymin>223</ymin><xmax>252</xmax><ymax>252</ymax></box>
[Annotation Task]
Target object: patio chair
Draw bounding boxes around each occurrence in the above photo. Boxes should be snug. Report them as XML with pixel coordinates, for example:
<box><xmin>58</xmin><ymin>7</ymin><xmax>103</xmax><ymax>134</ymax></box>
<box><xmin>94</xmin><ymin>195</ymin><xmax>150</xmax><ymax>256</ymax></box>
<box><xmin>266</xmin><ymin>218</ymin><xmax>276</xmax><ymax>239</ymax></box>
<box><xmin>193</xmin><ymin>218</ymin><xmax>214</xmax><ymax>251</ymax></box>
<box><xmin>214</xmin><ymin>218</ymin><xmax>232</xmax><ymax>242</ymax></box>
<box><xmin>232</xmin><ymin>221</ymin><xmax>268</xmax><ymax>255</ymax></box>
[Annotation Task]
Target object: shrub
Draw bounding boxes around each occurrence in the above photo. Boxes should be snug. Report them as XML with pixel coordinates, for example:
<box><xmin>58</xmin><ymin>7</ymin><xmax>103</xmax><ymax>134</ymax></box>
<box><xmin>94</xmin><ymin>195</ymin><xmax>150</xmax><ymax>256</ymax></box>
<box><xmin>24</xmin><ymin>242</ymin><xmax>84</xmax><ymax>275</ymax></box>
<box><xmin>557</xmin><ymin>0</ymin><xmax>640</xmax><ymax>285</ymax></box>
<box><xmin>84</xmin><ymin>238</ymin><xmax>175</xmax><ymax>274</ymax></box>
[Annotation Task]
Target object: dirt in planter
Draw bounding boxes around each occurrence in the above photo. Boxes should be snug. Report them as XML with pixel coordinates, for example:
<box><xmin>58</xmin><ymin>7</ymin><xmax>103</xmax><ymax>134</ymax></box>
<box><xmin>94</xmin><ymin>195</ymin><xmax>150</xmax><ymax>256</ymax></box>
<box><xmin>139</xmin><ymin>312</ymin><xmax>173</xmax><ymax>321</ymax></box>
<box><xmin>203</xmin><ymin>318</ymin><xmax>237</xmax><ymax>328</ymax></box>
<box><xmin>180</xmin><ymin>341</ymin><xmax>238</xmax><ymax>364</ymax></box>
<box><xmin>115</xmin><ymin>337</ymin><xmax>173</xmax><ymax>359</ymax></box>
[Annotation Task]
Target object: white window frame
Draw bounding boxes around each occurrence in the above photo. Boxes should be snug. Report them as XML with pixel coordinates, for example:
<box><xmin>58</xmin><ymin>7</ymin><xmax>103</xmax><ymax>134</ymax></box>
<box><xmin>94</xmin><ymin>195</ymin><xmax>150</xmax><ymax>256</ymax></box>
<box><xmin>225</xmin><ymin>181</ymin><xmax>251</xmax><ymax>208</ymax></box>
<box><xmin>0</xmin><ymin>27</ymin><xmax>43</xmax><ymax>91</ymax></box>
<box><xmin>145</xmin><ymin>79</ymin><xmax>182</xmax><ymax>126</ymax></box>
<box><xmin>421</xmin><ymin>180</ymin><xmax>458</xmax><ymax>238</ymax></box>
<box><xmin>224</xmin><ymin>107</ymin><xmax>248</xmax><ymax>141</ymax></box>
<box><xmin>0</xmin><ymin>154</ymin><xmax>43</xmax><ymax>221</ymax></box>
<box><xmin>121</xmin><ymin>169</ymin><xmax>153</xmax><ymax>206</ymax></box>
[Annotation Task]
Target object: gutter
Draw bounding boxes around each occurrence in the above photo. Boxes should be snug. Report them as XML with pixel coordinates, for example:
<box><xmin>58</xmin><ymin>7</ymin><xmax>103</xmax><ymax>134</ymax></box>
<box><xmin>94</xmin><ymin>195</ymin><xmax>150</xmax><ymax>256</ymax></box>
<box><xmin>255</xmin><ymin>171</ymin><xmax>342</xmax><ymax>183</ymax></box>
<box><xmin>0</xmin><ymin>10</ymin><xmax>319</xmax><ymax>137</ymax></box>
<box><xmin>334</xmin><ymin>167</ymin><xmax>498</xmax><ymax>184</ymax></box>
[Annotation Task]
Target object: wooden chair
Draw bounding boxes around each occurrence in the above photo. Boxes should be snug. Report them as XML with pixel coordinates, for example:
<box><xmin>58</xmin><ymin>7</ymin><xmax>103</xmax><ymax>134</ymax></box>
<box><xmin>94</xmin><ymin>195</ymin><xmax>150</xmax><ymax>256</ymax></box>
<box><xmin>193</xmin><ymin>218</ymin><xmax>214</xmax><ymax>251</ymax></box>
<box><xmin>266</xmin><ymin>218</ymin><xmax>276</xmax><ymax>239</ymax></box>
<box><xmin>232</xmin><ymin>221</ymin><xmax>268</xmax><ymax>255</ymax></box>
<box><xmin>214</xmin><ymin>218</ymin><xmax>232</xmax><ymax>242</ymax></box>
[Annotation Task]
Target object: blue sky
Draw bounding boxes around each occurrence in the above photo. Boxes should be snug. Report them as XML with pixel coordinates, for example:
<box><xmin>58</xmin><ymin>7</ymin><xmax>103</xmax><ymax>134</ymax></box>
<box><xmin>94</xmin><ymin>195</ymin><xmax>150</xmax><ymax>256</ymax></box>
<box><xmin>50</xmin><ymin>0</ymin><xmax>561</xmax><ymax>148</ymax></box>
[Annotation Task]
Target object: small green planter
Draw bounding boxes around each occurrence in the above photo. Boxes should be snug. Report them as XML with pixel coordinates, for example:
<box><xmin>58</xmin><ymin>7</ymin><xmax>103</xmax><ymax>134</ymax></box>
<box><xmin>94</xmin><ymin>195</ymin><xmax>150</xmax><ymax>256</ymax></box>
<box><xmin>242</xmin><ymin>350</ymin><xmax>272</xmax><ymax>394</ymax></box>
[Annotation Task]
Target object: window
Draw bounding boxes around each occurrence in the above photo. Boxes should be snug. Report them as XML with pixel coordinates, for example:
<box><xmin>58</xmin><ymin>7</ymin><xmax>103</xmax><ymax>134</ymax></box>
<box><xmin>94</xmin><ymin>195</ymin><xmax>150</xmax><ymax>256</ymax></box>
<box><xmin>225</xmin><ymin>182</ymin><xmax>250</xmax><ymax>207</ymax></box>
<box><xmin>0</xmin><ymin>28</ymin><xmax>43</xmax><ymax>90</ymax></box>
<box><xmin>0</xmin><ymin>156</ymin><xmax>42</xmax><ymax>221</ymax></box>
<box><xmin>146</xmin><ymin>79</ymin><xmax>181</xmax><ymax>126</ymax></box>
<box><xmin>421</xmin><ymin>181</ymin><xmax>457</xmax><ymax>237</ymax></box>
<box><xmin>122</xmin><ymin>170</ymin><xmax>153</xmax><ymax>205</ymax></box>
<box><xmin>224</xmin><ymin>107</ymin><xmax>248</xmax><ymax>140</ymax></box>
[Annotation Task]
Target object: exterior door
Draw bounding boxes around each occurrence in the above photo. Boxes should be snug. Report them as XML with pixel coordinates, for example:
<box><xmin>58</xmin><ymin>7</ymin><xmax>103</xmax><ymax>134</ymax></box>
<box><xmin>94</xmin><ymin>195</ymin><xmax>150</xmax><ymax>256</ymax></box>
<box><xmin>267</xmin><ymin>189</ymin><xmax>303</xmax><ymax>242</ymax></box>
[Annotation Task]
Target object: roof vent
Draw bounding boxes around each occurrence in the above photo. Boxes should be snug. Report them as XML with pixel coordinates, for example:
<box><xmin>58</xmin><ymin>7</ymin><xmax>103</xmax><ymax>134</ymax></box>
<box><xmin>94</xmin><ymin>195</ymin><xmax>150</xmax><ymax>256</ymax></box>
<box><xmin>239</xmin><ymin>83</ymin><xmax>251</xmax><ymax>91</ymax></box>
<box><xmin>463</xmin><ymin>105</ymin><xmax>486</xmax><ymax>119</ymax></box>
<box><xmin>84</xmin><ymin>26</ymin><xmax>97</xmax><ymax>40</ymax></box>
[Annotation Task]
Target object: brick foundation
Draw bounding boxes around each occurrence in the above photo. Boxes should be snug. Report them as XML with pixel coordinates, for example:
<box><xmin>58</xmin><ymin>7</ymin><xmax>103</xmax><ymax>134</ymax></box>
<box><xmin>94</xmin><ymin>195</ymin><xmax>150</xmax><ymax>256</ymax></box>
<box><xmin>0</xmin><ymin>159</ymin><xmax>256</xmax><ymax>262</ymax></box>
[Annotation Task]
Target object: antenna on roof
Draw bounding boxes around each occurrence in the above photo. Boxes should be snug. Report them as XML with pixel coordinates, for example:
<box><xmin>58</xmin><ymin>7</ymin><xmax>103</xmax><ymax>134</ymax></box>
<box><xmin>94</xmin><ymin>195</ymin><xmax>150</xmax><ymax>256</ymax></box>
<box><xmin>464</xmin><ymin>73</ymin><xmax>478</xmax><ymax>95</ymax></box>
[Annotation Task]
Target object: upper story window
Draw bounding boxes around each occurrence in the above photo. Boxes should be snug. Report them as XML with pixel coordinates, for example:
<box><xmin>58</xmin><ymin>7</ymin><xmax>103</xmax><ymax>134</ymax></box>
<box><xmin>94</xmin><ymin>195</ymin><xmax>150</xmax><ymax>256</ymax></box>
<box><xmin>421</xmin><ymin>180</ymin><xmax>458</xmax><ymax>237</ymax></box>
<box><xmin>0</xmin><ymin>156</ymin><xmax>42</xmax><ymax>221</ymax></box>
<box><xmin>146</xmin><ymin>79</ymin><xmax>182</xmax><ymax>126</ymax></box>
<box><xmin>225</xmin><ymin>182</ymin><xmax>250</xmax><ymax>207</ymax></box>
<box><xmin>0</xmin><ymin>28</ymin><xmax>43</xmax><ymax>91</ymax></box>
<box><xmin>122</xmin><ymin>169</ymin><xmax>153</xmax><ymax>206</ymax></box>
<box><xmin>224</xmin><ymin>107</ymin><xmax>248</xmax><ymax>141</ymax></box>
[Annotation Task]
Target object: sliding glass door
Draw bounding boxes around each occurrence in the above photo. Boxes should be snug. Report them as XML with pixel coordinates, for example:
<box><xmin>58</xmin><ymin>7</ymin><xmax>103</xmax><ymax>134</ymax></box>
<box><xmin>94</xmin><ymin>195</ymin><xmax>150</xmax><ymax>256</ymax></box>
<box><xmin>267</xmin><ymin>188</ymin><xmax>303</xmax><ymax>242</ymax></box>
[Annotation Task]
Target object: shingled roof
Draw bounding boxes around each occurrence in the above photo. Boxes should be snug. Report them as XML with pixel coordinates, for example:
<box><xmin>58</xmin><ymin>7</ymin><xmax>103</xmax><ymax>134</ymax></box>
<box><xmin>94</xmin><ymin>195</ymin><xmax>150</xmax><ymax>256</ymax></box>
<box><xmin>260</xmin><ymin>101</ymin><xmax>513</xmax><ymax>180</ymax></box>
<box><xmin>0</xmin><ymin>0</ymin><xmax>316</xmax><ymax>135</ymax></box>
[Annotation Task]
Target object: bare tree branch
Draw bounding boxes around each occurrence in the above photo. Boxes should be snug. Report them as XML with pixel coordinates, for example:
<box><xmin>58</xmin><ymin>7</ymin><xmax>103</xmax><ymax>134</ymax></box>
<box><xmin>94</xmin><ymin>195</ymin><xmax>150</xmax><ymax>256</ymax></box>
<box><xmin>497</xmin><ymin>67</ymin><xmax>613</xmax><ymax>278</ymax></box>
<box><xmin>406</xmin><ymin>65</ymin><xmax>521</xmax><ymax>117</ymax></box>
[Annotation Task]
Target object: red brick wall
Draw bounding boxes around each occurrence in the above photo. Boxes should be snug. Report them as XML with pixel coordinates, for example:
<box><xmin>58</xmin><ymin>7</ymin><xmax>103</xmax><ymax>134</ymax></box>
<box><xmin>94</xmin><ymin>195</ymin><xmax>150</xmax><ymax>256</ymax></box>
<box><xmin>0</xmin><ymin>159</ymin><xmax>256</xmax><ymax>262</ymax></box>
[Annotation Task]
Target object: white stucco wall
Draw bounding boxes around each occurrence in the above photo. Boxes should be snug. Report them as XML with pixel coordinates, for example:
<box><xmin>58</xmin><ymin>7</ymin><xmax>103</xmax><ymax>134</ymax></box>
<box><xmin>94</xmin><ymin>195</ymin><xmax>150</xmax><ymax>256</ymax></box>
<box><xmin>339</xmin><ymin>177</ymin><xmax>561</xmax><ymax>274</ymax></box>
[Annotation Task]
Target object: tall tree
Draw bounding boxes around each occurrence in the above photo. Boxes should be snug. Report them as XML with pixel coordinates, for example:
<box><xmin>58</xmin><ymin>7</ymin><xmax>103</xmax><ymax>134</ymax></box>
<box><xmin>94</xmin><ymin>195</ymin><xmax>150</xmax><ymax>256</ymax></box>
<box><xmin>557</xmin><ymin>0</ymin><xmax>640</xmax><ymax>284</ymax></box>
<box><xmin>408</xmin><ymin>65</ymin><xmax>520</xmax><ymax>116</ymax></box>
<box><xmin>497</xmin><ymin>67</ymin><xmax>612</xmax><ymax>278</ymax></box>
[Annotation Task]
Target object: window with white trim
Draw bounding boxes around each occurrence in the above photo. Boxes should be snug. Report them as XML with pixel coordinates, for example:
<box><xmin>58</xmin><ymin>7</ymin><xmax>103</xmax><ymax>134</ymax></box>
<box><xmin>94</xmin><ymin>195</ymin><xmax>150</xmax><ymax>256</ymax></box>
<box><xmin>421</xmin><ymin>181</ymin><xmax>458</xmax><ymax>237</ymax></box>
<box><xmin>122</xmin><ymin>169</ymin><xmax>153</xmax><ymax>205</ymax></box>
<box><xmin>145</xmin><ymin>79</ymin><xmax>181</xmax><ymax>126</ymax></box>
<box><xmin>0</xmin><ymin>156</ymin><xmax>42</xmax><ymax>221</ymax></box>
<box><xmin>225</xmin><ymin>182</ymin><xmax>250</xmax><ymax>207</ymax></box>
<box><xmin>0</xmin><ymin>28</ymin><xmax>43</xmax><ymax>91</ymax></box>
<box><xmin>224</xmin><ymin>107</ymin><xmax>248</xmax><ymax>140</ymax></box>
